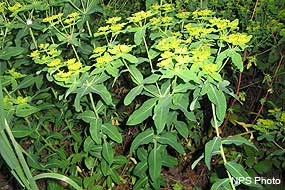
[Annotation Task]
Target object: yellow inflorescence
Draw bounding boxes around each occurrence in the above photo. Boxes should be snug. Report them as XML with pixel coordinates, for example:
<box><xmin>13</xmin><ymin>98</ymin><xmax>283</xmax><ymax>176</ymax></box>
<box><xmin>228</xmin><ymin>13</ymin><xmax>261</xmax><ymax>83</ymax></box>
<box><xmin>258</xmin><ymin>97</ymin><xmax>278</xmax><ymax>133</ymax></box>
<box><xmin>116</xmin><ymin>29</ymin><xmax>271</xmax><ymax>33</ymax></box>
<box><xmin>7</xmin><ymin>68</ymin><xmax>23</xmax><ymax>79</ymax></box>
<box><xmin>47</xmin><ymin>58</ymin><xmax>61</xmax><ymax>67</ymax></box>
<box><xmin>106</xmin><ymin>17</ymin><xmax>122</xmax><ymax>24</ymax></box>
<box><xmin>16</xmin><ymin>96</ymin><xmax>29</xmax><ymax>104</ymax></box>
<box><xmin>0</xmin><ymin>2</ymin><xmax>5</xmax><ymax>13</ymax></box>
<box><xmin>8</xmin><ymin>2</ymin><xmax>22</xmax><ymax>12</ymax></box>
<box><xmin>109</xmin><ymin>44</ymin><xmax>132</xmax><ymax>55</ymax></box>
<box><xmin>192</xmin><ymin>9</ymin><xmax>214</xmax><ymax>17</ymax></box>
<box><xmin>96</xmin><ymin>53</ymin><xmax>113</xmax><ymax>67</ymax></box>
<box><xmin>128</xmin><ymin>11</ymin><xmax>152</xmax><ymax>23</ymax></box>
<box><xmin>43</xmin><ymin>13</ymin><xmax>63</xmax><ymax>23</ymax></box>
<box><xmin>221</xmin><ymin>33</ymin><xmax>252</xmax><ymax>46</ymax></box>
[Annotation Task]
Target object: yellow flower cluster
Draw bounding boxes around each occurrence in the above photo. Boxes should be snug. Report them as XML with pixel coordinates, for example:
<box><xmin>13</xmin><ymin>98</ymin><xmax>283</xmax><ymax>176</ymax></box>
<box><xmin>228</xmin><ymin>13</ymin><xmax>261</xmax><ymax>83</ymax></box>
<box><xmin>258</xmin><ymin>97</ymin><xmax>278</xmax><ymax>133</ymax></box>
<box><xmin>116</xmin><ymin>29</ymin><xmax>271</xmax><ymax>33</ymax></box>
<box><xmin>64</xmin><ymin>12</ymin><xmax>80</xmax><ymax>24</ymax></box>
<box><xmin>93</xmin><ymin>46</ymin><xmax>106</xmax><ymax>54</ymax></box>
<box><xmin>202</xmin><ymin>64</ymin><xmax>218</xmax><ymax>73</ymax></box>
<box><xmin>128</xmin><ymin>11</ymin><xmax>152</xmax><ymax>23</ymax></box>
<box><xmin>47</xmin><ymin>58</ymin><xmax>61</xmax><ymax>67</ymax></box>
<box><xmin>257</xmin><ymin>119</ymin><xmax>275</xmax><ymax>126</ymax></box>
<box><xmin>43</xmin><ymin>13</ymin><xmax>63</xmax><ymax>23</ymax></box>
<box><xmin>8</xmin><ymin>2</ymin><xmax>22</xmax><ymax>12</ymax></box>
<box><xmin>16</xmin><ymin>96</ymin><xmax>29</xmax><ymax>104</ymax></box>
<box><xmin>185</xmin><ymin>24</ymin><xmax>214</xmax><ymax>39</ymax></box>
<box><xmin>0</xmin><ymin>2</ymin><xmax>5</xmax><ymax>13</ymax></box>
<box><xmin>96</xmin><ymin>53</ymin><xmax>113</xmax><ymax>67</ymax></box>
<box><xmin>156</xmin><ymin>36</ymin><xmax>181</xmax><ymax>51</ymax></box>
<box><xmin>109</xmin><ymin>44</ymin><xmax>132</xmax><ymax>55</ymax></box>
<box><xmin>106</xmin><ymin>17</ymin><xmax>122</xmax><ymax>24</ymax></box>
<box><xmin>66</xmin><ymin>58</ymin><xmax>82</xmax><ymax>70</ymax></box>
<box><xmin>176</xmin><ymin>12</ymin><xmax>191</xmax><ymax>19</ymax></box>
<box><xmin>192</xmin><ymin>9</ymin><xmax>214</xmax><ymax>17</ymax></box>
<box><xmin>7</xmin><ymin>68</ymin><xmax>24</xmax><ymax>79</ymax></box>
<box><xmin>190</xmin><ymin>45</ymin><xmax>211</xmax><ymax>63</ymax></box>
<box><xmin>221</xmin><ymin>33</ymin><xmax>252</xmax><ymax>46</ymax></box>
<box><xmin>281</xmin><ymin>112</ymin><xmax>285</xmax><ymax>122</ymax></box>
<box><xmin>209</xmin><ymin>17</ymin><xmax>229</xmax><ymax>29</ymax></box>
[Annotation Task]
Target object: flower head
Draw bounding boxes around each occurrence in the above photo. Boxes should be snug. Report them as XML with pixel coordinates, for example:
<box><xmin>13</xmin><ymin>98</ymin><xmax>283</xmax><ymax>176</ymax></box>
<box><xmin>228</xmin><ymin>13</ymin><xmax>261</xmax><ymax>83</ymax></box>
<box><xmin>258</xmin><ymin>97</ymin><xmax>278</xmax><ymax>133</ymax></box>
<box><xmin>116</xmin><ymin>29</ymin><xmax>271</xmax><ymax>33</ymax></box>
<box><xmin>106</xmin><ymin>17</ymin><xmax>122</xmax><ymax>24</ymax></box>
<box><xmin>221</xmin><ymin>33</ymin><xmax>252</xmax><ymax>46</ymax></box>
<box><xmin>8</xmin><ymin>2</ymin><xmax>22</xmax><ymax>12</ymax></box>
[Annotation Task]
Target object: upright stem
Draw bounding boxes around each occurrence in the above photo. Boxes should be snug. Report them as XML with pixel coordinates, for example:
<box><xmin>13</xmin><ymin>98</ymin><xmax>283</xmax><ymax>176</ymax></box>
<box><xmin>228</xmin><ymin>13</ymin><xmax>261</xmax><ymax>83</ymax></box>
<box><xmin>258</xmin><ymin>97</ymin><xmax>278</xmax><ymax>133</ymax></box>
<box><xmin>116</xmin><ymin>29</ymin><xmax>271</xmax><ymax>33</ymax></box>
<box><xmin>212</xmin><ymin>103</ymin><xmax>236</xmax><ymax>190</ymax></box>
<box><xmin>89</xmin><ymin>93</ymin><xmax>99</xmax><ymax>118</ymax></box>
<box><xmin>143</xmin><ymin>36</ymin><xmax>154</xmax><ymax>73</ymax></box>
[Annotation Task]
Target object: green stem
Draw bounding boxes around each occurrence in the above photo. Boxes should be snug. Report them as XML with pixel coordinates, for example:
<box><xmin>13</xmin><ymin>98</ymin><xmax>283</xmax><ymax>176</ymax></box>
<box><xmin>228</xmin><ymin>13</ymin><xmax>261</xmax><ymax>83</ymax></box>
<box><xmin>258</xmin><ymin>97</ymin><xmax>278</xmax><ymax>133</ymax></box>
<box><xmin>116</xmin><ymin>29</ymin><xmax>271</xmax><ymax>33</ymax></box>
<box><xmin>212</xmin><ymin>103</ymin><xmax>236</xmax><ymax>190</ymax></box>
<box><xmin>71</xmin><ymin>45</ymin><xmax>81</xmax><ymax>61</ymax></box>
<box><xmin>29</xmin><ymin>28</ymin><xmax>37</xmax><ymax>49</ymax></box>
<box><xmin>142</xmin><ymin>36</ymin><xmax>154</xmax><ymax>73</ymax></box>
<box><xmin>89</xmin><ymin>93</ymin><xmax>99</xmax><ymax>118</ymax></box>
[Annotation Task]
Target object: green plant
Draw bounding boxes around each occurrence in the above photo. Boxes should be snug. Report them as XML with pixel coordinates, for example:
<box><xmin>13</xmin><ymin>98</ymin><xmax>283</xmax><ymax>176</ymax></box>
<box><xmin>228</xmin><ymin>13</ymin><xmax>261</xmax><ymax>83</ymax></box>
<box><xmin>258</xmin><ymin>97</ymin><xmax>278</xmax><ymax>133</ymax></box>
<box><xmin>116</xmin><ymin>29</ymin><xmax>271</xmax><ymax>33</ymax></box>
<box><xmin>1</xmin><ymin>0</ymin><xmax>284</xmax><ymax>190</ymax></box>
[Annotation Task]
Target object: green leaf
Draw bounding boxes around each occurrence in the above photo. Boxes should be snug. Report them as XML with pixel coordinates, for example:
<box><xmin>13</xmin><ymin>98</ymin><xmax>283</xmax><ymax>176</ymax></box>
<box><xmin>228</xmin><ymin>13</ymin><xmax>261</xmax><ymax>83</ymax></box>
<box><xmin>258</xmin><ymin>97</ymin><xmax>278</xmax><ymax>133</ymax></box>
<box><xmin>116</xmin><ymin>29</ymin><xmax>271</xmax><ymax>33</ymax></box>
<box><xmin>175</xmin><ymin>121</ymin><xmax>189</xmax><ymax>139</ymax></box>
<box><xmin>222</xmin><ymin>136</ymin><xmax>257</xmax><ymax>150</ymax></box>
<box><xmin>124</xmin><ymin>85</ymin><xmax>143</xmax><ymax>106</ymax></box>
<box><xmin>77</xmin><ymin>110</ymin><xmax>97</xmax><ymax>123</ymax></box>
<box><xmin>90</xmin><ymin>84</ymin><xmax>112</xmax><ymax>105</ymax></box>
<box><xmin>15</xmin><ymin>104</ymin><xmax>40</xmax><ymax>117</ymax></box>
<box><xmin>134</xmin><ymin>27</ymin><xmax>146</xmax><ymax>45</ymax></box>
<box><xmin>109</xmin><ymin>168</ymin><xmax>121</xmax><ymax>184</ymax></box>
<box><xmin>133</xmin><ymin>161</ymin><xmax>148</xmax><ymax>177</ymax></box>
<box><xmin>216</xmin><ymin>49</ymin><xmax>230</xmax><ymax>68</ymax></box>
<box><xmin>12</xmin><ymin>75</ymin><xmax>37</xmax><ymax>92</ymax></box>
<box><xmin>153</xmin><ymin>96</ymin><xmax>172</xmax><ymax>134</ymax></box>
<box><xmin>157</xmin><ymin>132</ymin><xmax>185</xmax><ymax>154</ymax></box>
<box><xmin>225</xmin><ymin>161</ymin><xmax>250</xmax><ymax>185</ymax></box>
<box><xmin>102</xmin><ymin>143</ymin><xmax>114</xmax><ymax>164</ymax></box>
<box><xmin>229</xmin><ymin>49</ymin><xmax>243</xmax><ymax>72</ymax></box>
<box><xmin>128</xmin><ymin>65</ymin><xmax>144</xmax><ymax>84</ymax></box>
<box><xmin>127</xmin><ymin>98</ymin><xmax>157</xmax><ymax>125</ymax></box>
<box><xmin>148</xmin><ymin>147</ymin><xmax>162</xmax><ymax>182</ymax></box>
<box><xmin>143</xmin><ymin>74</ymin><xmax>161</xmax><ymax>84</ymax></box>
<box><xmin>205</xmin><ymin>137</ymin><xmax>221</xmax><ymax>170</ymax></box>
<box><xmin>173</xmin><ymin>83</ymin><xmax>196</xmax><ymax>93</ymax></box>
<box><xmin>102</xmin><ymin>123</ymin><xmax>122</xmax><ymax>143</ymax></box>
<box><xmin>100</xmin><ymin>160</ymin><xmax>109</xmax><ymax>176</ymax></box>
<box><xmin>130</xmin><ymin>129</ymin><xmax>154</xmax><ymax>153</ymax></box>
<box><xmin>0</xmin><ymin>46</ymin><xmax>25</xmax><ymax>60</ymax></box>
<box><xmin>121</xmin><ymin>53</ymin><xmax>138</xmax><ymax>63</ymax></box>
<box><xmin>84</xmin><ymin>157</ymin><xmax>95</xmax><ymax>170</ymax></box>
<box><xmin>210</xmin><ymin>178</ymin><xmax>231</xmax><ymax>190</ymax></box>
<box><xmin>33</xmin><ymin>173</ymin><xmax>82</xmax><ymax>190</ymax></box>
<box><xmin>12</xmin><ymin>127</ymin><xmax>34</xmax><ymax>138</ymax></box>
<box><xmin>207</xmin><ymin>84</ymin><xmax>227</xmax><ymax>121</ymax></box>
<box><xmin>90</xmin><ymin>119</ymin><xmax>102</xmax><ymax>144</ymax></box>
<box><xmin>133</xmin><ymin>176</ymin><xmax>148</xmax><ymax>190</ymax></box>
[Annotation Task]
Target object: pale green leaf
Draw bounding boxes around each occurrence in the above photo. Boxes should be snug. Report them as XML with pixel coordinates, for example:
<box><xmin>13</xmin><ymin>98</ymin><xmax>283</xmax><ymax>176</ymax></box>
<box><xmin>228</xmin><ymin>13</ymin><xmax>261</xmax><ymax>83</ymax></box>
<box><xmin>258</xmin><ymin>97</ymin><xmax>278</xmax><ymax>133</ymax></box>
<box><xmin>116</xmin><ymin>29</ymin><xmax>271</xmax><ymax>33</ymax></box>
<box><xmin>205</xmin><ymin>137</ymin><xmax>221</xmax><ymax>170</ymax></box>
<box><xmin>130</xmin><ymin>129</ymin><xmax>154</xmax><ymax>153</ymax></box>
<box><xmin>127</xmin><ymin>98</ymin><xmax>157</xmax><ymax>125</ymax></box>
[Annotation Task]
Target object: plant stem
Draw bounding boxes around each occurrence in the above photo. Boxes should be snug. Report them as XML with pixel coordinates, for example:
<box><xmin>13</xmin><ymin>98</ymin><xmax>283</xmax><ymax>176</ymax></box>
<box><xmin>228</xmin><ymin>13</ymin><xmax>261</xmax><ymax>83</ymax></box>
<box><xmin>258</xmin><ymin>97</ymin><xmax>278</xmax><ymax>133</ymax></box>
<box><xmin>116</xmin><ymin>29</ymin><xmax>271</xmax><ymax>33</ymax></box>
<box><xmin>29</xmin><ymin>28</ymin><xmax>38</xmax><ymax>49</ymax></box>
<box><xmin>89</xmin><ymin>93</ymin><xmax>99</xmax><ymax>118</ymax></box>
<box><xmin>142</xmin><ymin>36</ymin><xmax>154</xmax><ymax>73</ymax></box>
<box><xmin>212</xmin><ymin>103</ymin><xmax>236</xmax><ymax>190</ymax></box>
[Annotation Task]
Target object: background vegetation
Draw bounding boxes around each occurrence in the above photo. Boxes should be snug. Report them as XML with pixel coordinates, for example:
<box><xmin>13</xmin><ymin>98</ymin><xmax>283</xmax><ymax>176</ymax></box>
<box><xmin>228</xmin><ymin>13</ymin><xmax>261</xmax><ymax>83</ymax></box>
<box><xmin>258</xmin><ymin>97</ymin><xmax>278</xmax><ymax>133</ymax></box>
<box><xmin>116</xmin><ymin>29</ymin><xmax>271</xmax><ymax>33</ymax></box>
<box><xmin>0</xmin><ymin>0</ymin><xmax>284</xmax><ymax>189</ymax></box>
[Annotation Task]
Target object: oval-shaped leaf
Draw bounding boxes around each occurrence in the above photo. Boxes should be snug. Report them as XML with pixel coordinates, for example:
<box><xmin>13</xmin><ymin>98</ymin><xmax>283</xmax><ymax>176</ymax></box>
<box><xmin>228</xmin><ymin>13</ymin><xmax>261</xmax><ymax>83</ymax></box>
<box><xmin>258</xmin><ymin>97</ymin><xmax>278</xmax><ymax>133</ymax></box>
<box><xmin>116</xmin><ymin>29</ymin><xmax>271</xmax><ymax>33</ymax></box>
<box><xmin>90</xmin><ymin>119</ymin><xmax>102</xmax><ymax>144</ymax></box>
<box><xmin>102</xmin><ymin>123</ymin><xmax>122</xmax><ymax>143</ymax></box>
<box><xmin>205</xmin><ymin>137</ymin><xmax>221</xmax><ymax>170</ymax></box>
<box><xmin>157</xmin><ymin>132</ymin><xmax>185</xmax><ymax>154</ymax></box>
<box><xmin>130</xmin><ymin>129</ymin><xmax>154</xmax><ymax>153</ymax></box>
<box><xmin>148</xmin><ymin>147</ymin><xmax>162</xmax><ymax>182</ymax></box>
<box><xmin>127</xmin><ymin>98</ymin><xmax>157</xmax><ymax>125</ymax></box>
<box><xmin>222</xmin><ymin>136</ymin><xmax>257</xmax><ymax>150</ymax></box>
<box><xmin>124</xmin><ymin>85</ymin><xmax>143</xmax><ymax>106</ymax></box>
<box><xmin>102</xmin><ymin>143</ymin><xmax>114</xmax><ymax>164</ymax></box>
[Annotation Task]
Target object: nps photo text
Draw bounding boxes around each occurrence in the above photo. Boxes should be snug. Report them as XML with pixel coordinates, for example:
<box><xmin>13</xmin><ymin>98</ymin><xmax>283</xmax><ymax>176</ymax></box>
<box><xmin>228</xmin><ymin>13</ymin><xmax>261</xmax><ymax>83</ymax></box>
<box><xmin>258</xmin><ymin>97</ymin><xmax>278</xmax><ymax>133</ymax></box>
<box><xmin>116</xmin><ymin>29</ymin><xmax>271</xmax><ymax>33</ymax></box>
<box><xmin>233</xmin><ymin>177</ymin><xmax>282</xmax><ymax>185</ymax></box>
